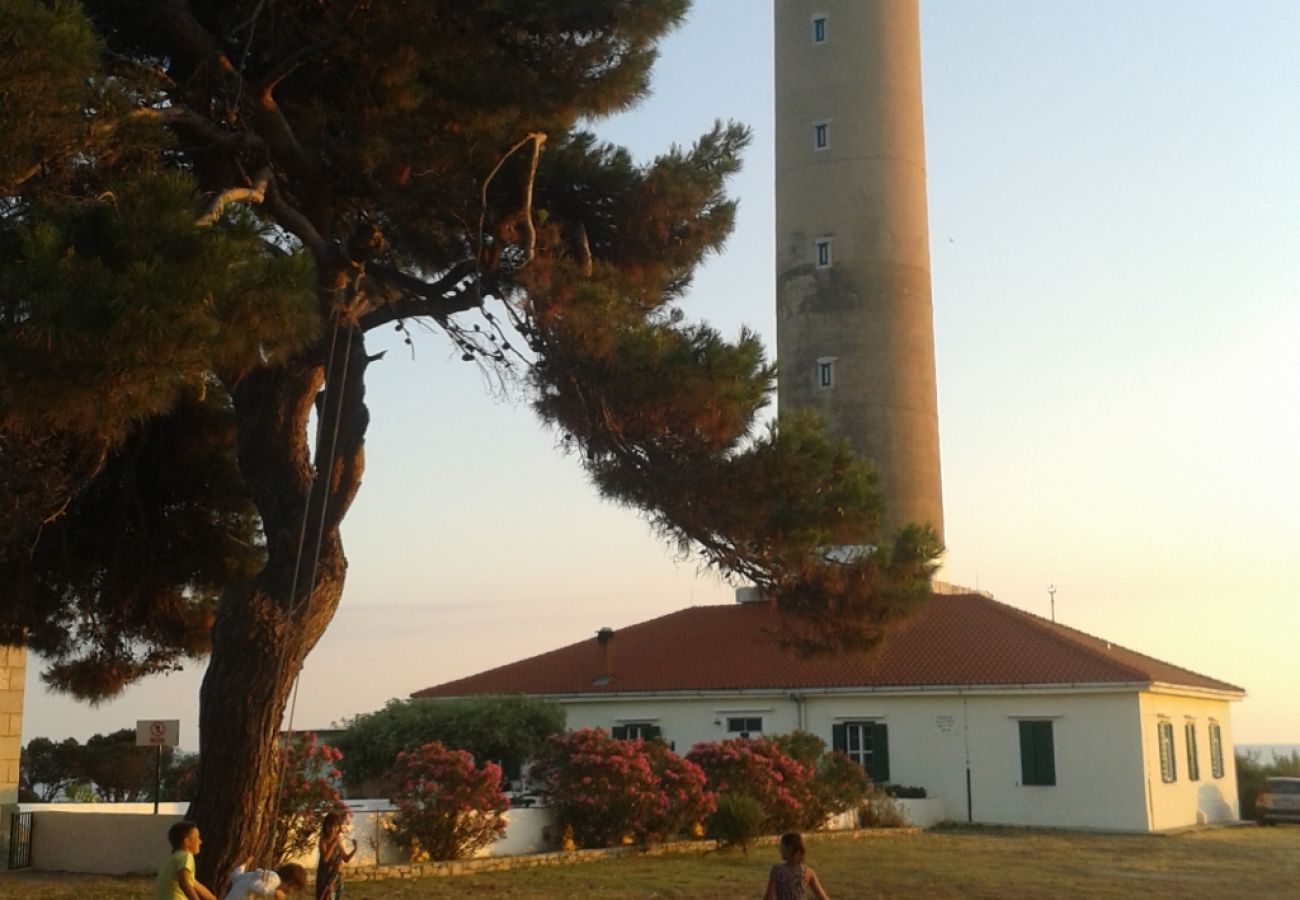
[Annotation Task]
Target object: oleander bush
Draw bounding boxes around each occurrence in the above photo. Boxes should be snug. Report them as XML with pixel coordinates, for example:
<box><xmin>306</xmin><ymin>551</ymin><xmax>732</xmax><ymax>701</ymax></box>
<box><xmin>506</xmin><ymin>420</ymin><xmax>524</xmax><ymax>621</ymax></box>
<box><xmin>686</xmin><ymin>738</ymin><xmax>813</xmax><ymax>832</ymax></box>
<box><xmin>532</xmin><ymin>728</ymin><xmax>714</xmax><ymax>848</ymax></box>
<box><xmin>382</xmin><ymin>741</ymin><xmax>508</xmax><ymax>862</ymax></box>
<box><xmin>271</xmin><ymin>732</ymin><xmax>351</xmax><ymax>867</ymax></box>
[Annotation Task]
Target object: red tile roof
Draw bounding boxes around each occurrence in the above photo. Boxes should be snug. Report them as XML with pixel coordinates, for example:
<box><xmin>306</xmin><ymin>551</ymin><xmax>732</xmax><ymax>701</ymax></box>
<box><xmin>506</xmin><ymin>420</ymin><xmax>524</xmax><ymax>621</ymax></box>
<box><xmin>412</xmin><ymin>592</ymin><xmax>1243</xmax><ymax>699</ymax></box>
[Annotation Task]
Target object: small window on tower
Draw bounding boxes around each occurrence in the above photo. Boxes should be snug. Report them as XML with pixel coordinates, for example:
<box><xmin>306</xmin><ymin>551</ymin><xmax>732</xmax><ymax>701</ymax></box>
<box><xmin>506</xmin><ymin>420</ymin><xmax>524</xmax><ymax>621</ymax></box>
<box><xmin>813</xmin><ymin>121</ymin><xmax>829</xmax><ymax>150</ymax></box>
<box><xmin>815</xmin><ymin>237</ymin><xmax>832</xmax><ymax>268</ymax></box>
<box><xmin>812</xmin><ymin>16</ymin><xmax>827</xmax><ymax>44</ymax></box>
<box><xmin>817</xmin><ymin>357</ymin><xmax>836</xmax><ymax>389</ymax></box>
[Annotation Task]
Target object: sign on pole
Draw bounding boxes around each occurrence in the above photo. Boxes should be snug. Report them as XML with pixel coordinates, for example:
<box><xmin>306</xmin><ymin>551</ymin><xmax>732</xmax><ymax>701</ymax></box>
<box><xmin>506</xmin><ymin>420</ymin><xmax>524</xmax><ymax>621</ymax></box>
<box><xmin>137</xmin><ymin>720</ymin><xmax>180</xmax><ymax>815</ymax></box>
<box><xmin>136</xmin><ymin>719</ymin><xmax>181</xmax><ymax>748</ymax></box>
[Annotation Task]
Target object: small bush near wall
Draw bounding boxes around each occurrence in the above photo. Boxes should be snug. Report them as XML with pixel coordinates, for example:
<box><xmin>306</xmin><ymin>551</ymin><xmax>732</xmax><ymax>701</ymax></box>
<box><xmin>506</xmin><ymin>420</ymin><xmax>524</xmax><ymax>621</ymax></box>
<box><xmin>708</xmin><ymin>792</ymin><xmax>765</xmax><ymax>851</ymax></box>
<box><xmin>805</xmin><ymin>751</ymin><xmax>871</xmax><ymax>828</ymax></box>
<box><xmin>382</xmin><ymin>742</ymin><xmax>508</xmax><ymax>861</ymax></box>
<box><xmin>533</xmin><ymin>729</ymin><xmax>713</xmax><ymax>849</ymax></box>
<box><xmin>884</xmin><ymin>784</ymin><xmax>927</xmax><ymax>799</ymax></box>
<box><xmin>857</xmin><ymin>785</ymin><xmax>907</xmax><ymax>829</ymax></box>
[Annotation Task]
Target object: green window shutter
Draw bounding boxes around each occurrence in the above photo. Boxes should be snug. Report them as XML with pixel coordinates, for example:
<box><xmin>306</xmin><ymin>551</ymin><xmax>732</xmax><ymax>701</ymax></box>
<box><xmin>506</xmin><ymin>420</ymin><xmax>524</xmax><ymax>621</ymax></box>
<box><xmin>612</xmin><ymin>725</ymin><xmax>628</xmax><ymax>740</ymax></box>
<box><xmin>832</xmin><ymin>723</ymin><xmax>848</xmax><ymax>755</ymax></box>
<box><xmin>871</xmin><ymin>723</ymin><xmax>890</xmax><ymax>782</ymax></box>
<box><xmin>1020</xmin><ymin>721</ymin><xmax>1055</xmax><ymax>785</ymax></box>
<box><xmin>502</xmin><ymin>758</ymin><xmax>522</xmax><ymax>781</ymax></box>
<box><xmin>1035</xmin><ymin>722</ymin><xmax>1056</xmax><ymax>785</ymax></box>
<box><xmin>1019</xmin><ymin>721</ymin><xmax>1036</xmax><ymax>783</ymax></box>
<box><xmin>644</xmin><ymin>725</ymin><xmax>662</xmax><ymax>741</ymax></box>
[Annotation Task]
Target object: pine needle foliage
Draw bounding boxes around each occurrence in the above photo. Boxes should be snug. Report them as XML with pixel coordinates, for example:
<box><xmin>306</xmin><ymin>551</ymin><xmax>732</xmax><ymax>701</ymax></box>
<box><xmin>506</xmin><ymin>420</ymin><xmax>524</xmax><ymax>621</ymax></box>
<box><xmin>0</xmin><ymin>0</ymin><xmax>941</xmax><ymax>875</ymax></box>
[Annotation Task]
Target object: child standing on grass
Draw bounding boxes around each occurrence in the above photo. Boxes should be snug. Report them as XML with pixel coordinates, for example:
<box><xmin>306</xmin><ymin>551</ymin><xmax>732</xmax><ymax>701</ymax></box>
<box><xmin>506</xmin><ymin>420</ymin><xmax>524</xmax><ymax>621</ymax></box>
<box><xmin>155</xmin><ymin>820</ymin><xmax>219</xmax><ymax>900</ymax></box>
<box><xmin>763</xmin><ymin>832</ymin><xmax>830</xmax><ymax>900</ymax></box>
<box><xmin>315</xmin><ymin>812</ymin><xmax>358</xmax><ymax>900</ymax></box>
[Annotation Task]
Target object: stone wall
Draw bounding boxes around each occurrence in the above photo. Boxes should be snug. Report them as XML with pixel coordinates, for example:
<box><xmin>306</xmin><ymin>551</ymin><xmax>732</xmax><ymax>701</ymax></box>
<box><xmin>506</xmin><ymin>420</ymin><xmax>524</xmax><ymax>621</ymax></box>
<box><xmin>0</xmin><ymin>645</ymin><xmax>26</xmax><ymax>846</ymax></box>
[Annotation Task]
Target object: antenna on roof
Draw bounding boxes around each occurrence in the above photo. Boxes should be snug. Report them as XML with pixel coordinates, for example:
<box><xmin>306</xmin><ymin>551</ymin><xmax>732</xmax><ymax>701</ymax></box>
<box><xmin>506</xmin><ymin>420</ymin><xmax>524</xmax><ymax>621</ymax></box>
<box><xmin>1048</xmin><ymin>585</ymin><xmax>1057</xmax><ymax>623</ymax></box>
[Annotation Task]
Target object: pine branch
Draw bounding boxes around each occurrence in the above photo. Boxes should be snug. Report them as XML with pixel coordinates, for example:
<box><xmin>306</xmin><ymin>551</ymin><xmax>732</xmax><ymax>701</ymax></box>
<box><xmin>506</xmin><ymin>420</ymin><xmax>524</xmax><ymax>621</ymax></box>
<box><xmin>194</xmin><ymin>167</ymin><xmax>273</xmax><ymax>226</ymax></box>
<box><xmin>359</xmin><ymin>262</ymin><xmax>481</xmax><ymax>330</ymax></box>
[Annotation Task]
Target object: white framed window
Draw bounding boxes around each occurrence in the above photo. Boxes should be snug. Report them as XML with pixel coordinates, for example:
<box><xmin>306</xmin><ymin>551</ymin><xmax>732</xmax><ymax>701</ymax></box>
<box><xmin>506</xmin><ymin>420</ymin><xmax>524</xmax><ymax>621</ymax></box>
<box><xmin>816</xmin><ymin>356</ymin><xmax>836</xmax><ymax>389</ymax></box>
<box><xmin>726</xmin><ymin>716</ymin><xmax>763</xmax><ymax>738</ymax></box>
<box><xmin>813</xmin><ymin>121</ymin><xmax>829</xmax><ymax>150</ymax></box>
<box><xmin>612</xmin><ymin>722</ymin><xmax>661</xmax><ymax>741</ymax></box>
<box><xmin>815</xmin><ymin>237</ymin><xmax>832</xmax><ymax>268</ymax></box>
<box><xmin>812</xmin><ymin>15</ymin><xmax>828</xmax><ymax>44</ymax></box>
<box><xmin>833</xmin><ymin>721</ymin><xmax>889</xmax><ymax>782</ymax></box>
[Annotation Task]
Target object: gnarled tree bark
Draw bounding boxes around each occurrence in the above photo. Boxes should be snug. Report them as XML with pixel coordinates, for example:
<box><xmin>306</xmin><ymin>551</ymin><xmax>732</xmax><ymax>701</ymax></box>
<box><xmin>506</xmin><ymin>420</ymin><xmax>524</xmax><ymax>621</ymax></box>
<box><xmin>189</xmin><ymin>322</ymin><xmax>369</xmax><ymax>882</ymax></box>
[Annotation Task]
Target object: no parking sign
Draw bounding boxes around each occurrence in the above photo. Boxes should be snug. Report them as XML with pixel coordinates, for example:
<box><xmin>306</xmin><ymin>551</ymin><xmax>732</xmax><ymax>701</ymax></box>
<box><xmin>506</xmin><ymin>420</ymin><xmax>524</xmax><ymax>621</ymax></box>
<box><xmin>135</xmin><ymin>719</ymin><xmax>180</xmax><ymax>748</ymax></box>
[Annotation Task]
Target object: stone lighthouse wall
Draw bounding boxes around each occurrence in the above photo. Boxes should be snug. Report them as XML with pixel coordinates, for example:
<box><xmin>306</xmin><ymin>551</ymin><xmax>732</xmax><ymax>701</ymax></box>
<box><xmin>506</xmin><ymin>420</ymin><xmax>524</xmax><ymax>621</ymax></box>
<box><xmin>774</xmin><ymin>0</ymin><xmax>944</xmax><ymax>541</ymax></box>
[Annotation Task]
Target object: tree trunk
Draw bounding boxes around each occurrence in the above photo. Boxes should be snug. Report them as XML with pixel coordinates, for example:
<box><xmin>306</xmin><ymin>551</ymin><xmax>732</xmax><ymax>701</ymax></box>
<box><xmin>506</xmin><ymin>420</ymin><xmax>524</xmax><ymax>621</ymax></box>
<box><xmin>188</xmin><ymin>323</ymin><xmax>369</xmax><ymax>884</ymax></box>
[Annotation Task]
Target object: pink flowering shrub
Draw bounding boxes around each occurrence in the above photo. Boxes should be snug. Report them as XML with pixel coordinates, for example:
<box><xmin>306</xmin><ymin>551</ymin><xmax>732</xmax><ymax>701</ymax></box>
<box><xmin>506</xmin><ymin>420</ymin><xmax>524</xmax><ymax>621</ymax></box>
<box><xmin>271</xmin><ymin>732</ymin><xmax>351</xmax><ymax>866</ymax></box>
<box><xmin>533</xmin><ymin>729</ymin><xmax>714</xmax><ymax>848</ymax></box>
<box><xmin>686</xmin><ymin>738</ymin><xmax>813</xmax><ymax>832</ymax></box>
<box><xmin>641</xmin><ymin>739</ymin><xmax>715</xmax><ymax>842</ymax></box>
<box><xmin>382</xmin><ymin>741</ymin><xmax>508</xmax><ymax>861</ymax></box>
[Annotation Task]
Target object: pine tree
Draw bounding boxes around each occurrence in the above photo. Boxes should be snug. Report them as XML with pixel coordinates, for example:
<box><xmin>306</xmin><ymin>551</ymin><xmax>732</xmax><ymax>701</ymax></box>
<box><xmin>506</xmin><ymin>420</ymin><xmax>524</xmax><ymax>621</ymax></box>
<box><xmin>0</xmin><ymin>0</ymin><xmax>940</xmax><ymax>877</ymax></box>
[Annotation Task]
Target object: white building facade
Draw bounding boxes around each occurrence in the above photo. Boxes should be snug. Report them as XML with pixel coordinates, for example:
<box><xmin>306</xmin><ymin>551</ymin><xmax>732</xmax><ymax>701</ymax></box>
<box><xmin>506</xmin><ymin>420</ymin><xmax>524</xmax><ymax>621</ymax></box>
<box><xmin>416</xmin><ymin>591</ymin><xmax>1244</xmax><ymax>832</ymax></box>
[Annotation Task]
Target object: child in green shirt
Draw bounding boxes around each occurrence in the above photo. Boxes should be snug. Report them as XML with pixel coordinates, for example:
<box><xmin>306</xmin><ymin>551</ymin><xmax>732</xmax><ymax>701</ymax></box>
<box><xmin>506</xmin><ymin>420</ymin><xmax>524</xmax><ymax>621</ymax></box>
<box><xmin>156</xmin><ymin>820</ymin><xmax>218</xmax><ymax>900</ymax></box>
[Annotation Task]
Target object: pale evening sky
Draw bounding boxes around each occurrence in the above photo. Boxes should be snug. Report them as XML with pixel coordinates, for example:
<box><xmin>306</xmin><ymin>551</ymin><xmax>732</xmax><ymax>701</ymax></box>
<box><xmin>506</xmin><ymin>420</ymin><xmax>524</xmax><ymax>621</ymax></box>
<box><xmin>22</xmin><ymin>1</ymin><xmax>1299</xmax><ymax>750</ymax></box>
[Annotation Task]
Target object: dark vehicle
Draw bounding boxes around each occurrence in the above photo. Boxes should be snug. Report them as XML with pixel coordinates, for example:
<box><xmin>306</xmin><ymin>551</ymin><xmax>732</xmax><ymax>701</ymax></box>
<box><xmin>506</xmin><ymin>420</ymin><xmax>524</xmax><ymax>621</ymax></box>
<box><xmin>1256</xmin><ymin>776</ymin><xmax>1300</xmax><ymax>825</ymax></box>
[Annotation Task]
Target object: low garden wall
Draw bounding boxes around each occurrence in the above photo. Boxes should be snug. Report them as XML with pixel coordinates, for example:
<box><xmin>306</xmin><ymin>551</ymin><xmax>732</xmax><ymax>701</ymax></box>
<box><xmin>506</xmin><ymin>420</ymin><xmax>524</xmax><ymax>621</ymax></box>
<box><xmin>20</xmin><ymin>796</ymin><xmax>944</xmax><ymax>874</ymax></box>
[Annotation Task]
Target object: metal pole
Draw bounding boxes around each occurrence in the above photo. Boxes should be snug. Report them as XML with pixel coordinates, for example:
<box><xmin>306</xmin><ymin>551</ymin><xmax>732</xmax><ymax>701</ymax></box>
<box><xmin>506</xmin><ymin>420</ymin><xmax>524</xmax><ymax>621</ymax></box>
<box><xmin>154</xmin><ymin>745</ymin><xmax>162</xmax><ymax>815</ymax></box>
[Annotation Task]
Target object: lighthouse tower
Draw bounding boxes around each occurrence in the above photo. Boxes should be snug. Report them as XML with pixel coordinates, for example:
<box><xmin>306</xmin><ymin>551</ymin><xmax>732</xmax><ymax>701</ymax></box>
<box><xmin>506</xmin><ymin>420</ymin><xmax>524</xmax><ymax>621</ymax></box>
<box><xmin>774</xmin><ymin>0</ymin><xmax>944</xmax><ymax>541</ymax></box>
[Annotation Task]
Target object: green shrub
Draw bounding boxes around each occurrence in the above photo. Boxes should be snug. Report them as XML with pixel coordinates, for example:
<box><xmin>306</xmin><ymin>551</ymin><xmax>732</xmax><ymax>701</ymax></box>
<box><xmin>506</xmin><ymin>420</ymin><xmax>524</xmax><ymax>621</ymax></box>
<box><xmin>804</xmin><ymin>751</ymin><xmax>871</xmax><ymax>828</ymax></box>
<box><xmin>336</xmin><ymin>695</ymin><xmax>564</xmax><ymax>790</ymax></box>
<box><xmin>884</xmin><ymin>784</ymin><xmax>927</xmax><ymax>799</ymax></box>
<box><xmin>708</xmin><ymin>792</ymin><xmax>766</xmax><ymax>852</ymax></box>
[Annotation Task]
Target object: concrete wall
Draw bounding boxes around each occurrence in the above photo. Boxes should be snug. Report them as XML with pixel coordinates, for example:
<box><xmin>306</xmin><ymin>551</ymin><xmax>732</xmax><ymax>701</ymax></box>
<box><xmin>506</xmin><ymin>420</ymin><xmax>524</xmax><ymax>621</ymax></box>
<box><xmin>25</xmin><ymin>801</ymin><xmax>884</xmax><ymax>875</ymax></box>
<box><xmin>30</xmin><ymin>809</ymin><xmax>186</xmax><ymax>874</ymax></box>
<box><xmin>1137</xmin><ymin>692</ymin><xmax>1239</xmax><ymax>829</ymax></box>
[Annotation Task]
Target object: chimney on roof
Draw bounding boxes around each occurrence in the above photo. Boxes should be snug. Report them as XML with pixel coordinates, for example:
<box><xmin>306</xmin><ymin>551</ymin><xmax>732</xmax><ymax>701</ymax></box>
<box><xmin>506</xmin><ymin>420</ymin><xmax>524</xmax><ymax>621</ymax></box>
<box><xmin>596</xmin><ymin>627</ymin><xmax>614</xmax><ymax>677</ymax></box>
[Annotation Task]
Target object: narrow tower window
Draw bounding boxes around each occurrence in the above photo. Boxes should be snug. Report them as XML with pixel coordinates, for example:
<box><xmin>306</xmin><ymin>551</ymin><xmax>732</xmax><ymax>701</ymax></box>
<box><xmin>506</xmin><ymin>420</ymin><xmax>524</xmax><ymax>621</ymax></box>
<box><xmin>817</xmin><ymin>357</ymin><xmax>836</xmax><ymax>389</ymax></box>
<box><xmin>812</xmin><ymin>16</ymin><xmax>827</xmax><ymax>44</ymax></box>
<box><xmin>815</xmin><ymin>237</ymin><xmax>832</xmax><ymax>268</ymax></box>
<box><xmin>813</xmin><ymin>121</ymin><xmax>829</xmax><ymax>150</ymax></box>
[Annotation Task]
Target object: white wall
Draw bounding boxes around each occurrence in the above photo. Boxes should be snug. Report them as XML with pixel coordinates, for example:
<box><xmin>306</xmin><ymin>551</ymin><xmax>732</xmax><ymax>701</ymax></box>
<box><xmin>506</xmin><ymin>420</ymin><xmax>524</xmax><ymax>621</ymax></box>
<box><xmin>29</xmin><ymin>809</ymin><xmax>185</xmax><ymax>874</ymax></box>
<box><xmin>561</xmin><ymin>695</ymin><xmax>800</xmax><ymax>755</ymax></box>
<box><xmin>1137</xmin><ymin>692</ymin><xmax>1239</xmax><ymax>830</ymax></box>
<box><xmin>558</xmin><ymin>686</ymin><xmax>1237</xmax><ymax>832</ymax></box>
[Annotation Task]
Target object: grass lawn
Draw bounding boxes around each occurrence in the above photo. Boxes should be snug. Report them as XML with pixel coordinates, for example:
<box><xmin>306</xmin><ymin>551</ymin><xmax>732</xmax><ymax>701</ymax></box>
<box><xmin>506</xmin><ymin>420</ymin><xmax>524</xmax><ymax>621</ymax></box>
<box><xmin>2</xmin><ymin>826</ymin><xmax>1297</xmax><ymax>899</ymax></box>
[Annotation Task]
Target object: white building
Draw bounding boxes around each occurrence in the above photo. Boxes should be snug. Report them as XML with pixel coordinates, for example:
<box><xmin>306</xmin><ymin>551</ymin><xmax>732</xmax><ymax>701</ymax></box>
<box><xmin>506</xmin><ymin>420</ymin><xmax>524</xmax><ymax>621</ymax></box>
<box><xmin>414</xmin><ymin>589</ymin><xmax>1243</xmax><ymax>832</ymax></box>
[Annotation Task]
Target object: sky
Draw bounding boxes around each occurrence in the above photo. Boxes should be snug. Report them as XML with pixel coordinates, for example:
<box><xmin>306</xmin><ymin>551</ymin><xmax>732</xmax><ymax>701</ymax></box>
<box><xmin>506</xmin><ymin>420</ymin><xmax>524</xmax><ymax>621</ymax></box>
<box><xmin>20</xmin><ymin>1</ymin><xmax>1299</xmax><ymax>751</ymax></box>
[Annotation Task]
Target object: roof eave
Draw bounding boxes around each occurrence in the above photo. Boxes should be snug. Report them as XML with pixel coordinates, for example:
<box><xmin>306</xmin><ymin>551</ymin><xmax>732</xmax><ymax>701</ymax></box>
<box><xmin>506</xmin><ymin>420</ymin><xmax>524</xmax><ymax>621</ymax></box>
<box><xmin>418</xmin><ymin>680</ymin><xmax>1245</xmax><ymax>703</ymax></box>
